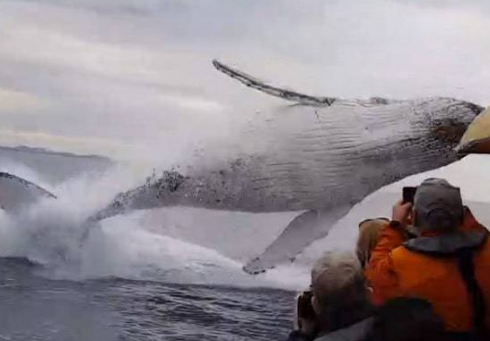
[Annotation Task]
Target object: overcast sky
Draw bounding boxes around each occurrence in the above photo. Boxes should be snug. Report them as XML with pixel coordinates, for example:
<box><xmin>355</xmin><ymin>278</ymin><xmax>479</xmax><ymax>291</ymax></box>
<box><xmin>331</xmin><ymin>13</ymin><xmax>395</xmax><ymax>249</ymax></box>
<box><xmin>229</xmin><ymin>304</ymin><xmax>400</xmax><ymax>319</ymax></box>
<box><xmin>1</xmin><ymin>0</ymin><xmax>490</xmax><ymax>163</ymax></box>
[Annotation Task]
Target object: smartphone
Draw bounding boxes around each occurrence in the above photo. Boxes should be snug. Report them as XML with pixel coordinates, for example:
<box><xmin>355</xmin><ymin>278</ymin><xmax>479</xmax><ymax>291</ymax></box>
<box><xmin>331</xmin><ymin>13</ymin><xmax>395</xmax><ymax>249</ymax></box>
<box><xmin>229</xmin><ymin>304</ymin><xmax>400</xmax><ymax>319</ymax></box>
<box><xmin>297</xmin><ymin>290</ymin><xmax>316</xmax><ymax>320</ymax></box>
<box><xmin>402</xmin><ymin>186</ymin><xmax>417</xmax><ymax>204</ymax></box>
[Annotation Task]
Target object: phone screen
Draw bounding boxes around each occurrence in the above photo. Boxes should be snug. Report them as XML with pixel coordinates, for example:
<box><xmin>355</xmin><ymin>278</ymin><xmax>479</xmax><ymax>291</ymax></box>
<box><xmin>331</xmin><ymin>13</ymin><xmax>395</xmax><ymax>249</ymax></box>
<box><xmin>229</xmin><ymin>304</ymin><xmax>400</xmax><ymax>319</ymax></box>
<box><xmin>402</xmin><ymin>187</ymin><xmax>417</xmax><ymax>204</ymax></box>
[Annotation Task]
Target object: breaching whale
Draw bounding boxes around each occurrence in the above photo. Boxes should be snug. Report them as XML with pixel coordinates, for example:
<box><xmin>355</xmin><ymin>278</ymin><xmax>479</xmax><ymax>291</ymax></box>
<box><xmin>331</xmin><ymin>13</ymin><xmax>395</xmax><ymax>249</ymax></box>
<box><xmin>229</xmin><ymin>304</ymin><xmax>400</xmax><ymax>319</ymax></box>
<box><xmin>89</xmin><ymin>60</ymin><xmax>484</xmax><ymax>274</ymax></box>
<box><xmin>1</xmin><ymin>61</ymin><xmax>487</xmax><ymax>274</ymax></box>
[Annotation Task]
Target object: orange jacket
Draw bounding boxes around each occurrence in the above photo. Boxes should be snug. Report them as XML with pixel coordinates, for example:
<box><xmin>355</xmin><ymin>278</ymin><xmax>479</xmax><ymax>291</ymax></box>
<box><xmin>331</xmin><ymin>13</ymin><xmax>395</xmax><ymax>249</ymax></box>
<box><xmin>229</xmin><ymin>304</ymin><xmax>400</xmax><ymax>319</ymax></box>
<box><xmin>366</xmin><ymin>209</ymin><xmax>490</xmax><ymax>333</ymax></box>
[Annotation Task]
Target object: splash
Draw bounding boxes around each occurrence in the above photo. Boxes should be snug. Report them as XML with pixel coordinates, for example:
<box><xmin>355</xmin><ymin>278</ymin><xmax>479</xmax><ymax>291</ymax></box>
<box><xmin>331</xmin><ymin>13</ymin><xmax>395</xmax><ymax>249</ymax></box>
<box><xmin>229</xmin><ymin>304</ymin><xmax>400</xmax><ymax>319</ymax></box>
<box><xmin>0</xmin><ymin>163</ymin><xmax>310</xmax><ymax>290</ymax></box>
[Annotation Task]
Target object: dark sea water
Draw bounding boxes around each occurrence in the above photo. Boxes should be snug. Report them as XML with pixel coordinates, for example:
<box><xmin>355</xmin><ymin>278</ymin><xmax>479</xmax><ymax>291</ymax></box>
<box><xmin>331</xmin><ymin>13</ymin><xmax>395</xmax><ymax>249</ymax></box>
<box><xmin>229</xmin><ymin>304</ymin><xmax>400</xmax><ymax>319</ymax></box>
<box><xmin>0</xmin><ymin>258</ymin><xmax>295</xmax><ymax>341</ymax></box>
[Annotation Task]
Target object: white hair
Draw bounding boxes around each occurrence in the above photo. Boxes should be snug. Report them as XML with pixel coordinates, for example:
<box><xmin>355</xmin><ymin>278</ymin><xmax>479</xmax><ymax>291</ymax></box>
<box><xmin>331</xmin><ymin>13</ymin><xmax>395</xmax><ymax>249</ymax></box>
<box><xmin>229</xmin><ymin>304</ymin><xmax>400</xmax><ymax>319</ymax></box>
<box><xmin>311</xmin><ymin>250</ymin><xmax>363</xmax><ymax>300</ymax></box>
<box><xmin>309</xmin><ymin>250</ymin><xmax>371</xmax><ymax>331</ymax></box>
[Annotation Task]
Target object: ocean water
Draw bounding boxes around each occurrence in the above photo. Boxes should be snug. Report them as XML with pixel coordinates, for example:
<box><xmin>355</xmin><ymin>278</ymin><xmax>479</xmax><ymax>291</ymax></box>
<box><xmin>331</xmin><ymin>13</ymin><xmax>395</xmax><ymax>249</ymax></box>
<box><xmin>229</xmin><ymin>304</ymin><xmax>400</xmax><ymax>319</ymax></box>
<box><xmin>0</xmin><ymin>203</ymin><xmax>302</xmax><ymax>341</ymax></box>
<box><xmin>0</xmin><ymin>258</ymin><xmax>294</xmax><ymax>341</ymax></box>
<box><xmin>0</xmin><ymin>152</ymin><xmax>307</xmax><ymax>341</ymax></box>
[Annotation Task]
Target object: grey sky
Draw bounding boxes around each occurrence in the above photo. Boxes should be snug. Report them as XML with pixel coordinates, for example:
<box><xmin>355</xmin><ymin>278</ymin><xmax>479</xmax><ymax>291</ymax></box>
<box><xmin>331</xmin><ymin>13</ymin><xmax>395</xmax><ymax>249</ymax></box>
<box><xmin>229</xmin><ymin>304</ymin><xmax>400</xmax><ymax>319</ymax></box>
<box><xmin>1</xmin><ymin>0</ymin><xmax>490</xmax><ymax>164</ymax></box>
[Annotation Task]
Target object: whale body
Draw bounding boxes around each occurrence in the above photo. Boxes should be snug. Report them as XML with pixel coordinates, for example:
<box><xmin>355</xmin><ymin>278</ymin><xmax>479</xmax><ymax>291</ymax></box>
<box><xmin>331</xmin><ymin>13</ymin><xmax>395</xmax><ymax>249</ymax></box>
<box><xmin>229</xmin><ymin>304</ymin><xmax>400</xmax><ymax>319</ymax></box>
<box><xmin>0</xmin><ymin>61</ymin><xmax>484</xmax><ymax>274</ymax></box>
<box><xmin>89</xmin><ymin>61</ymin><xmax>483</xmax><ymax>274</ymax></box>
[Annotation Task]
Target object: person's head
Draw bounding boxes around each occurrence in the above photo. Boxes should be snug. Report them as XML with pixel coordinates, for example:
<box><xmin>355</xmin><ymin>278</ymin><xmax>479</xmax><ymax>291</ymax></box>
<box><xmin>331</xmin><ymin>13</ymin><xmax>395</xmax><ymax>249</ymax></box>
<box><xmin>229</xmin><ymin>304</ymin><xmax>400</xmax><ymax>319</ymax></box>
<box><xmin>412</xmin><ymin>178</ymin><xmax>464</xmax><ymax>233</ymax></box>
<box><xmin>310</xmin><ymin>250</ymin><xmax>372</xmax><ymax>332</ymax></box>
<box><xmin>366</xmin><ymin>297</ymin><xmax>447</xmax><ymax>341</ymax></box>
<box><xmin>357</xmin><ymin>218</ymin><xmax>389</xmax><ymax>268</ymax></box>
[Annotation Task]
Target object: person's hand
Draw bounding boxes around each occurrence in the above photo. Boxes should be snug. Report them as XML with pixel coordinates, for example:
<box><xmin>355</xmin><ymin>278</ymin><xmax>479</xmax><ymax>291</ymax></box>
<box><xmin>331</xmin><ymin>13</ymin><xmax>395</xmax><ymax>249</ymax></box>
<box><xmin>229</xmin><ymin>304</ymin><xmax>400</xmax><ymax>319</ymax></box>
<box><xmin>392</xmin><ymin>199</ymin><xmax>412</xmax><ymax>224</ymax></box>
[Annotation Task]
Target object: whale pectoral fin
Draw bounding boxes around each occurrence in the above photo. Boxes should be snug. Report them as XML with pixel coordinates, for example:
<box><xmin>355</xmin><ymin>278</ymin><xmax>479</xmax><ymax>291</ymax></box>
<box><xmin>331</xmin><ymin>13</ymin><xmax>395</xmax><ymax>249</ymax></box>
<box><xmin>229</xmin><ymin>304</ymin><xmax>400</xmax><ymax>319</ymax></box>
<box><xmin>212</xmin><ymin>59</ymin><xmax>336</xmax><ymax>107</ymax></box>
<box><xmin>243</xmin><ymin>206</ymin><xmax>351</xmax><ymax>275</ymax></box>
<box><xmin>0</xmin><ymin>172</ymin><xmax>56</xmax><ymax>212</ymax></box>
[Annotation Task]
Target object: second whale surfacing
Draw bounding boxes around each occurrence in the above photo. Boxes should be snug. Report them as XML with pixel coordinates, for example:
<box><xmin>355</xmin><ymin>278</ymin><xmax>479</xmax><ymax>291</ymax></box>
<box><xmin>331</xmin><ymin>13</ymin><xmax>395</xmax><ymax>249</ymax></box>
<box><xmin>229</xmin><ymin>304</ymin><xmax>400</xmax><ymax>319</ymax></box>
<box><xmin>90</xmin><ymin>60</ymin><xmax>484</xmax><ymax>274</ymax></box>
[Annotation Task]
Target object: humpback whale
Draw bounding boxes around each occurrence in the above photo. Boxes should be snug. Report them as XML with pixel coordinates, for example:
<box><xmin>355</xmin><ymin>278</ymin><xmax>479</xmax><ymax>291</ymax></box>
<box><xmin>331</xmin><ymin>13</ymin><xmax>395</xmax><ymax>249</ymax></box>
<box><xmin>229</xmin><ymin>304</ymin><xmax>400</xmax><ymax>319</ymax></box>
<box><xmin>1</xmin><ymin>61</ymin><xmax>486</xmax><ymax>274</ymax></box>
<box><xmin>89</xmin><ymin>60</ymin><xmax>484</xmax><ymax>274</ymax></box>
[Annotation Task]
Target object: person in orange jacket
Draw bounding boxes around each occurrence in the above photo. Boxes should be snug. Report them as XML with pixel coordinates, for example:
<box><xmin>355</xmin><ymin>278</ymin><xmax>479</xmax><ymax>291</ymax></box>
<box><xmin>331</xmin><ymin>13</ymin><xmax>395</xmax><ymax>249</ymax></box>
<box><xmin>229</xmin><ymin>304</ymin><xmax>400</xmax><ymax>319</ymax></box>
<box><xmin>366</xmin><ymin>178</ymin><xmax>490</xmax><ymax>340</ymax></box>
<box><xmin>356</xmin><ymin>217</ymin><xmax>389</xmax><ymax>269</ymax></box>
